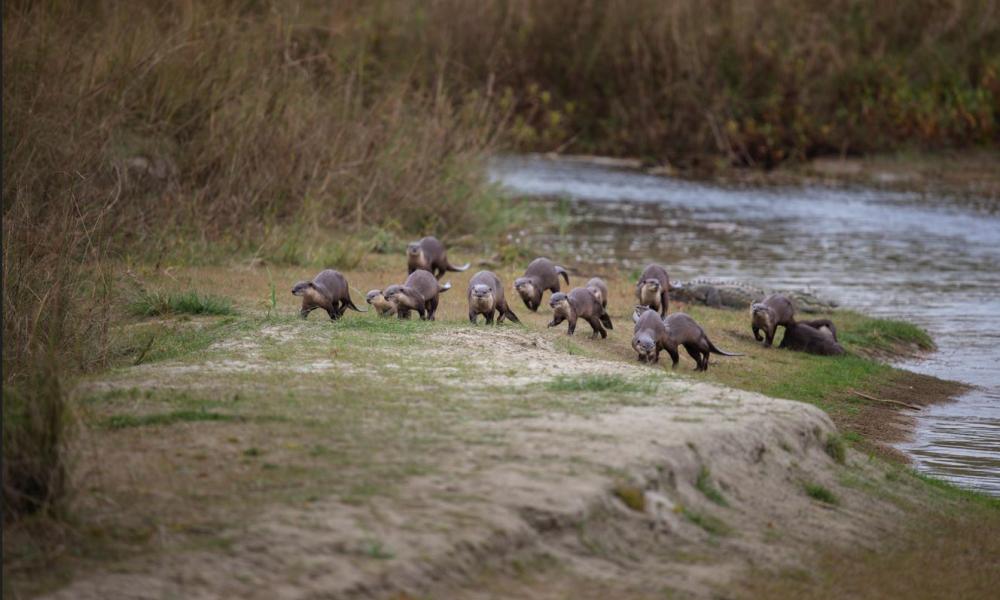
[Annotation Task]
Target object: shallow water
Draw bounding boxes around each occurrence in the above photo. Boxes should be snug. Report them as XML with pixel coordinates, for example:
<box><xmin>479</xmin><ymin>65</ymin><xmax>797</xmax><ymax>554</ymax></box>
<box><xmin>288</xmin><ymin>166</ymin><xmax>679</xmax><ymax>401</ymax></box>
<box><xmin>489</xmin><ymin>155</ymin><xmax>1000</xmax><ymax>496</ymax></box>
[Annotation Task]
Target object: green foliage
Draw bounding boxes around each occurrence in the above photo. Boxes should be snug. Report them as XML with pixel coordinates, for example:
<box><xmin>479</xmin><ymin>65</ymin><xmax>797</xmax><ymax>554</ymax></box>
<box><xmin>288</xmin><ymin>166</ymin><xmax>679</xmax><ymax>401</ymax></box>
<box><xmin>128</xmin><ymin>291</ymin><xmax>236</xmax><ymax>317</ymax></box>
<box><xmin>804</xmin><ymin>483</ymin><xmax>839</xmax><ymax>505</ymax></box>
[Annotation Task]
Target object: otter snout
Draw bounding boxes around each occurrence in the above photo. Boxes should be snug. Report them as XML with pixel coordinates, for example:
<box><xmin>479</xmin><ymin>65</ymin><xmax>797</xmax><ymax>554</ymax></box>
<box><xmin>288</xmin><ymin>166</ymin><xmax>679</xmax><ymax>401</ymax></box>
<box><xmin>472</xmin><ymin>284</ymin><xmax>492</xmax><ymax>298</ymax></box>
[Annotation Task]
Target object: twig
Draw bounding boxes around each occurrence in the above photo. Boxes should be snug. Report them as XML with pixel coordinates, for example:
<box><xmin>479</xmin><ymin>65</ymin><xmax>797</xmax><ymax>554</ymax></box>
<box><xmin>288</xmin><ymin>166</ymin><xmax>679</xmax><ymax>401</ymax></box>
<box><xmin>850</xmin><ymin>389</ymin><xmax>921</xmax><ymax>411</ymax></box>
<box><xmin>134</xmin><ymin>334</ymin><xmax>156</xmax><ymax>366</ymax></box>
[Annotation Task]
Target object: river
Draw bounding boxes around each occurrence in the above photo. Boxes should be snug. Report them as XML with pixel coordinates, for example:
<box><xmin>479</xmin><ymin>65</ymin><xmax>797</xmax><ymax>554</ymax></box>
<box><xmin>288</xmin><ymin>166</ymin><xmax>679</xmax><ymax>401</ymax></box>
<box><xmin>489</xmin><ymin>155</ymin><xmax>1000</xmax><ymax>496</ymax></box>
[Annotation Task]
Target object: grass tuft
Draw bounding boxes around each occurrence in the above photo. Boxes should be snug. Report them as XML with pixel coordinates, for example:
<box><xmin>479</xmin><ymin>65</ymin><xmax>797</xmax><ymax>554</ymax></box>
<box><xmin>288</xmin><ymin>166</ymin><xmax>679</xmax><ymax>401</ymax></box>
<box><xmin>612</xmin><ymin>485</ymin><xmax>647</xmax><ymax>512</ymax></box>
<box><xmin>547</xmin><ymin>375</ymin><xmax>657</xmax><ymax>393</ymax></box>
<box><xmin>128</xmin><ymin>291</ymin><xmax>236</xmax><ymax>317</ymax></box>
<box><xmin>824</xmin><ymin>435</ymin><xmax>847</xmax><ymax>465</ymax></box>
<box><xmin>104</xmin><ymin>410</ymin><xmax>240</xmax><ymax>430</ymax></box>
<box><xmin>695</xmin><ymin>467</ymin><xmax>729</xmax><ymax>507</ymax></box>
<box><xmin>804</xmin><ymin>483</ymin><xmax>839</xmax><ymax>505</ymax></box>
<box><xmin>682</xmin><ymin>508</ymin><xmax>731</xmax><ymax>536</ymax></box>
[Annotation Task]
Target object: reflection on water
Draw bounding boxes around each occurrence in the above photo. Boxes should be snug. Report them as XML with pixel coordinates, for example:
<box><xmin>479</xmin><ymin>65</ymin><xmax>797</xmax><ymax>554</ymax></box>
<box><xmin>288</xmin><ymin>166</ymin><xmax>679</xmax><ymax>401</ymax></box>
<box><xmin>489</xmin><ymin>155</ymin><xmax>1000</xmax><ymax>495</ymax></box>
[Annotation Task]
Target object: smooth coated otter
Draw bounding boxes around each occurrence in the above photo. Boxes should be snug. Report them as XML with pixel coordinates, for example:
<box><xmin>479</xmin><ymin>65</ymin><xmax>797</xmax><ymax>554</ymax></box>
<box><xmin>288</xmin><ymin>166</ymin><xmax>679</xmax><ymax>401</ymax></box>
<box><xmin>586</xmin><ymin>277</ymin><xmax>610</xmax><ymax>310</ymax></box>
<box><xmin>467</xmin><ymin>271</ymin><xmax>520</xmax><ymax>325</ymax></box>
<box><xmin>406</xmin><ymin>236</ymin><xmax>470</xmax><ymax>279</ymax></box>
<box><xmin>548</xmin><ymin>288</ymin><xmax>613</xmax><ymax>338</ymax></box>
<box><xmin>514</xmin><ymin>257</ymin><xmax>570</xmax><ymax>311</ymax></box>
<box><xmin>635</xmin><ymin>264</ymin><xmax>671</xmax><ymax>316</ymax></box>
<box><xmin>365</xmin><ymin>289</ymin><xmax>397</xmax><ymax>317</ymax></box>
<box><xmin>632</xmin><ymin>306</ymin><xmax>742</xmax><ymax>370</ymax></box>
<box><xmin>780</xmin><ymin>322</ymin><xmax>845</xmax><ymax>355</ymax></box>
<box><xmin>798</xmin><ymin>318</ymin><xmax>838</xmax><ymax>342</ymax></box>
<box><xmin>751</xmin><ymin>294</ymin><xmax>796</xmax><ymax>347</ymax></box>
<box><xmin>384</xmin><ymin>270</ymin><xmax>452</xmax><ymax>321</ymax></box>
<box><xmin>291</xmin><ymin>269</ymin><xmax>364</xmax><ymax>320</ymax></box>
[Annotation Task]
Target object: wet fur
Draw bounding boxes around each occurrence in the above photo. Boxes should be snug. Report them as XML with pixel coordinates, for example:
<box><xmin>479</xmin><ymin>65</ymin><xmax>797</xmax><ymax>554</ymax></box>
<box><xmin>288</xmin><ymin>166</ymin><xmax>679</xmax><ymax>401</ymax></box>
<box><xmin>780</xmin><ymin>322</ymin><xmax>845</xmax><ymax>355</ymax></box>
<box><xmin>515</xmin><ymin>257</ymin><xmax>570</xmax><ymax>311</ymax></box>
<box><xmin>750</xmin><ymin>294</ymin><xmax>796</xmax><ymax>347</ymax></box>
<box><xmin>291</xmin><ymin>269</ymin><xmax>362</xmax><ymax>320</ymax></box>
<box><xmin>547</xmin><ymin>288</ymin><xmax>612</xmax><ymax>338</ymax></box>
<box><xmin>406</xmin><ymin>236</ymin><xmax>469</xmax><ymax>279</ymax></box>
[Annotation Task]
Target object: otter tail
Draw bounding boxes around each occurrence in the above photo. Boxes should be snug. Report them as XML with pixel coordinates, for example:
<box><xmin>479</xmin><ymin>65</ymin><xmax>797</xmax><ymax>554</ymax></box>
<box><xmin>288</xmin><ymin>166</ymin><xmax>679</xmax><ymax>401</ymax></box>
<box><xmin>439</xmin><ymin>281</ymin><xmax>453</xmax><ymax>293</ymax></box>
<box><xmin>504</xmin><ymin>306</ymin><xmax>521</xmax><ymax>324</ymax></box>
<box><xmin>555</xmin><ymin>265</ymin><xmax>570</xmax><ymax>285</ymax></box>
<box><xmin>707</xmin><ymin>339</ymin><xmax>743</xmax><ymax>357</ymax></box>
<box><xmin>447</xmin><ymin>262</ymin><xmax>471</xmax><ymax>272</ymax></box>
<box><xmin>600</xmin><ymin>312</ymin><xmax>613</xmax><ymax>330</ymax></box>
<box><xmin>345</xmin><ymin>297</ymin><xmax>367</xmax><ymax>312</ymax></box>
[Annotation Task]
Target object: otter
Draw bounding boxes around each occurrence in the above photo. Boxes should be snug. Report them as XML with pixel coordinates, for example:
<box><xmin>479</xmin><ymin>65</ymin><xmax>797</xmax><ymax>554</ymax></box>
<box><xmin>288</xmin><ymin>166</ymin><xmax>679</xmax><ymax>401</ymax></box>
<box><xmin>384</xmin><ymin>270</ymin><xmax>452</xmax><ymax>321</ymax></box>
<box><xmin>780</xmin><ymin>322</ymin><xmax>845</xmax><ymax>355</ymax></box>
<box><xmin>798</xmin><ymin>318</ymin><xmax>838</xmax><ymax>342</ymax></box>
<box><xmin>514</xmin><ymin>257</ymin><xmax>570</xmax><ymax>311</ymax></box>
<box><xmin>467</xmin><ymin>271</ymin><xmax>520</xmax><ymax>325</ymax></box>
<box><xmin>406</xmin><ymin>236</ymin><xmax>470</xmax><ymax>279</ymax></box>
<box><xmin>635</xmin><ymin>264</ymin><xmax>671</xmax><ymax>316</ymax></box>
<box><xmin>548</xmin><ymin>288</ymin><xmax>613</xmax><ymax>338</ymax></box>
<box><xmin>631</xmin><ymin>306</ymin><xmax>742</xmax><ymax>371</ymax></box>
<box><xmin>365</xmin><ymin>289</ymin><xmax>397</xmax><ymax>317</ymax></box>
<box><xmin>291</xmin><ymin>269</ymin><xmax>364</xmax><ymax>320</ymax></box>
<box><xmin>750</xmin><ymin>294</ymin><xmax>796</xmax><ymax>347</ymax></box>
<box><xmin>586</xmin><ymin>277</ymin><xmax>610</xmax><ymax>310</ymax></box>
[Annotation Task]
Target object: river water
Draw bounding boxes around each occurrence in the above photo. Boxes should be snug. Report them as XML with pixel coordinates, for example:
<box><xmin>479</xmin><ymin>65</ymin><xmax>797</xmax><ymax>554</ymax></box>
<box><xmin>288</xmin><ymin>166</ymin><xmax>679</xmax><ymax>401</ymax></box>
<box><xmin>489</xmin><ymin>155</ymin><xmax>1000</xmax><ymax>496</ymax></box>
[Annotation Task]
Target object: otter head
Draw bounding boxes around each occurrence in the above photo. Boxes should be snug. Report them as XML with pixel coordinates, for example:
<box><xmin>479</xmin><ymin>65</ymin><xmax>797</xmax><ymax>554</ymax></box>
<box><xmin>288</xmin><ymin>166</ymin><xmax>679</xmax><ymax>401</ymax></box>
<box><xmin>750</xmin><ymin>303</ymin><xmax>774</xmax><ymax>330</ymax></box>
<box><xmin>291</xmin><ymin>281</ymin><xmax>315</xmax><ymax>296</ymax></box>
<box><xmin>366</xmin><ymin>289</ymin><xmax>396</xmax><ymax>314</ymax></box>
<box><xmin>384</xmin><ymin>284</ymin><xmax>422</xmax><ymax>310</ymax></box>
<box><xmin>470</xmin><ymin>283</ymin><xmax>495</xmax><ymax>310</ymax></box>
<box><xmin>549</xmin><ymin>292</ymin><xmax>572</xmax><ymax>316</ymax></box>
<box><xmin>632</xmin><ymin>333</ymin><xmax>657</xmax><ymax>363</ymax></box>
<box><xmin>514</xmin><ymin>277</ymin><xmax>541</xmax><ymax>310</ymax></box>
<box><xmin>637</xmin><ymin>279</ymin><xmax>662</xmax><ymax>306</ymax></box>
<box><xmin>632</xmin><ymin>304</ymin><xmax>654</xmax><ymax>323</ymax></box>
<box><xmin>587</xmin><ymin>286</ymin><xmax>604</xmax><ymax>305</ymax></box>
<box><xmin>406</xmin><ymin>242</ymin><xmax>427</xmax><ymax>269</ymax></box>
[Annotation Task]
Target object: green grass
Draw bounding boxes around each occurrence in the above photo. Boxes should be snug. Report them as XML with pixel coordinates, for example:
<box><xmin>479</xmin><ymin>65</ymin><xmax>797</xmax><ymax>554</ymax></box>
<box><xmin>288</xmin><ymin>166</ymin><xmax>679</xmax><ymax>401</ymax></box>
<box><xmin>128</xmin><ymin>291</ymin><xmax>236</xmax><ymax>317</ymax></box>
<box><xmin>103</xmin><ymin>410</ymin><xmax>241</xmax><ymax>430</ymax></box>
<box><xmin>824</xmin><ymin>435</ymin><xmax>847</xmax><ymax>465</ymax></box>
<box><xmin>695</xmin><ymin>467</ymin><xmax>728</xmax><ymax>507</ymax></box>
<box><xmin>546</xmin><ymin>374</ymin><xmax>658</xmax><ymax>394</ymax></box>
<box><xmin>839</xmin><ymin>316</ymin><xmax>934</xmax><ymax>352</ymax></box>
<box><xmin>612</xmin><ymin>484</ymin><xmax>647</xmax><ymax>512</ymax></box>
<box><xmin>682</xmin><ymin>508</ymin><xmax>731</xmax><ymax>536</ymax></box>
<box><xmin>804</xmin><ymin>483</ymin><xmax>839</xmax><ymax>505</ymax></box>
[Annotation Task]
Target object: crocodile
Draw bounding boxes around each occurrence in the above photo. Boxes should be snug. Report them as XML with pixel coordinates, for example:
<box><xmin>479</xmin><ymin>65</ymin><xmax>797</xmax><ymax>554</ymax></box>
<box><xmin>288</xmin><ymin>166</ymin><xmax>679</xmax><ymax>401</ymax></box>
<box><xmin>668</xmin><ymin>279</ymin><xmax>838</xmax><ymax>313</ymax></box>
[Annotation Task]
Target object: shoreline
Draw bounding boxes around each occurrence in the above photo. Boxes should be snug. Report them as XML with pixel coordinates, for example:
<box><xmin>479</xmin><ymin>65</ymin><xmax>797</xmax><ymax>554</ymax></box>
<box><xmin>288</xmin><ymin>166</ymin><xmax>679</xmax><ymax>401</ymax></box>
<box><xmin>6</xmin><ymin>260</ymin><xmax>991</xmax><ymax>599</ymax></box>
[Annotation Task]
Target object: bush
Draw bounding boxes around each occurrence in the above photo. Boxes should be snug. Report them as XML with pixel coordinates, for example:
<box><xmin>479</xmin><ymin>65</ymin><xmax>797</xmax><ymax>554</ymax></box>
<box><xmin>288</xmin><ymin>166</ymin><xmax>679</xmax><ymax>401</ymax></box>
<box><xmin>2</xmin><ymin>361</ymin><xmax>70</xmax><ymax>520</ymax></box>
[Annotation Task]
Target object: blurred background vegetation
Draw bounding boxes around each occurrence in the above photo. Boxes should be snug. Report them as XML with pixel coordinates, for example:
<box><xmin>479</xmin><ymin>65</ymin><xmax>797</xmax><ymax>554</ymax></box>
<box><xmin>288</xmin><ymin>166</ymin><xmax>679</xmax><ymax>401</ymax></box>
<box><xmin>3</xmin><ymin>0</ymin><xmax>998</xmax><ymax>516</ymax></box>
